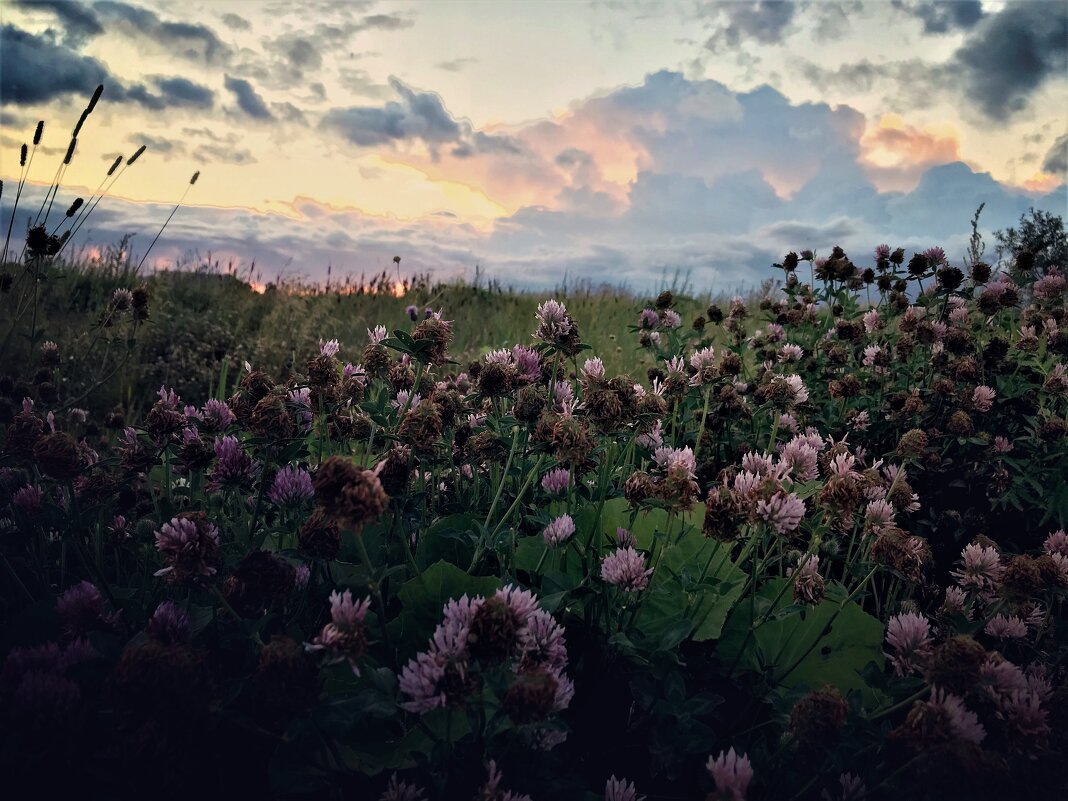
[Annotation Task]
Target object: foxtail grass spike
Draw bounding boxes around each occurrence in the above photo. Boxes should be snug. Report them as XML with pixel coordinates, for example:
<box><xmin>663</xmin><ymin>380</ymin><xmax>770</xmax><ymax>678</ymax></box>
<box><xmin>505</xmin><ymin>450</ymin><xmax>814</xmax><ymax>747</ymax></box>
<box><xmin>65</xmin><ymin>198</ymin><xmax>84</xmax><ymax>218</ymax></box>
<box><xmin>127</xmin><ymin>145</ymin><xmax>146</xmax><ymax>165</ymax></box>
<box><xmin>63</xmin><ymin>137</ymin><xmax>77</xmax><ymax>165</ymax></box>
<box><xmin>20</xmin><ymin>144</ymin><xmax>27</xmax><ymax>167</ymax></box>
<box><xmin>72</xmin><ymin>85</ymin><xmax>104</xmax><ymax>139</ymax></box>
<box><xmin>33</xmin><ymin>121</ymin><xmax>43</xmax><ymax>145</ymax></box>
<box><xmin>137</xmin><ymin>169</ymin><xmax>202</xmax><ymax>272</ymax></box>
<box><xmin>107</xmin><ymin>155</ymin><xmax>123</xmax><ymax>176</ymax></box>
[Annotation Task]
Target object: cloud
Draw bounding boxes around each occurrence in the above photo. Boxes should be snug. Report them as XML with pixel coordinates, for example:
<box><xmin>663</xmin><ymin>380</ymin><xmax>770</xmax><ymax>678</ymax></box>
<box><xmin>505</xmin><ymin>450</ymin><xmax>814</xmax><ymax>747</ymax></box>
<box><xmin>1043</xmin><ymin>133</ymin><xmax>1068</xmax><ymax>178</ymax></box>
<box><xmin>860</xmin><ymin>116</ymin><xmax>962</xmax><ymax>191</ymax></box>
<box><xmin>128</xmin><ymin>132</ymin><xmax>186</xmax><ymax>159</ymax></box>
<box><xmin>224</xmin><ymin>75</ymin><xmax>273</xmax><ymax>120</ymax></box>
<box><xmin>891</xmin><ymin>0</ymin><xmax>984</xmax><ymax>34</ymax></box>
<box><xmin>266</xmin><ymin>33</ymin><xmax>323</xmax><ymax>81</ymax></box>
<box><xmin>703</xmin><ymin>0</ymin><xmax>797</xmax><ymax>53</ymax></box>
<box><xmin>0</xmin><ymin>24</ymin><xmax>111</xmax><ymax>104</ymax></box>
<box><xmin>952</xmin><ymin>1</ymin><xmax>1068</xmax><ymax>120</ymax></box>
<box><xmin>123</xmin><ymin>76</ymin><xmax>215</xmax><ymax>111</ymax></box>
<box><xmin>321</xmin><ymin>77</ymin><xmax>463</xmax><ymax>149</ymax></box>
<box><xmin>13</xmin><ymin>0</ymin><xmax>104</xmax><ymax>47</ymax></box>
<box><xmin>192</xmin><ymin>144</ymin><xmax>257</xmax><ymax>165</ymax></box>
<box><xmin>436</xmin><ymin>57</ymin><xmax>479</xmax><ymax>72</ymax></box>
<box><xmin>94</xmin><ymin>1</ymin><xmax>231</xmax><ymax>64</ymax></box>
<box><xmin>220</xmin><ymin>12</ymin><xmax>251</xmax><ymax>31</ymax></box>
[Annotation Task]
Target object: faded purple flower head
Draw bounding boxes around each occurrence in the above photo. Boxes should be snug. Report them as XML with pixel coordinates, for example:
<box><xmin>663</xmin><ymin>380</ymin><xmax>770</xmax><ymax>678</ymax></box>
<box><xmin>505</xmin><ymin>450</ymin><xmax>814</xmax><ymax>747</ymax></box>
<box><xmin>601</xmin><ymin>547</ymin><xmax>653</xmax><ymax>592</ymax></box>
<box><xmin>971</xmin><ymin>385</ymin><xmax>996</xmax><ymax>412</ymax></box>
<box><xmin>923</xmin><ymin>246</ymin><xmax>947</xmax><ymax>266</ymax></box>
<box><xmin>294</xmin><ymin>564</ymin><xmax>311</xmax><ymax>590</ymax></box>
<box><xmin>541</xmin><ymin>468</ymin><xmax>571</xmax><ymax>494</ymax></box>
<box><xmin>757</xmin><ymin>492</ymin><xmax>806</xmax><ymax>535</ymax></box>
<box><xmin>660</xmin><ymin>309</ymin><xmax>681</xmax><ymax>329</ymax></box>
<box><xmin>706</xmin><ymin>747</ymin><xmax>753</xmax><ymax>801</ymax></box>
<box><xmin>512</xmin><ymin>345</ymin><xmax>541</xmax><ymax>383</ymax></box>
<box><xmin>788</xmin><ymin>554</ymin><xmax>824</xmax><ymax>604</ymax></box>
<box><xmin>12</xmin><ymin>484</ymin><xmax>43</xmax><ymax>515</ymax></box>
<box><xmin>874</xmin><ymin>244</ymin><xmax>891</xmax><ymax>261</ymax></box>
<box><xmin>605</xmin><ymin>775</ymin><xmax>644</xmax><ymax>801</ymax></box>
<box><xmin>146</xmin><ymin>600</ymin><xmax>191</xmax><ymax>644</ymax></box>
<box><xmin>927</xmin><ymin>689</ymin><xmax>986</xmax><ymax>745</ymax></box>
<box><xmin>405</xmin><ymin>305</ymin><xmax>419</xmax><ymax>321</ymax></box>
<box><xmin>993</xmin><ymin>436</ymin><xmax>1013</xmax><ymax>453</ymax></box>
<box><xmin>1044</xmin><ymin>529</ymin><xmax>1068</xmax><ymax>557</ymax></box>
<box><xmin>379</xmin><ymin>773</ymin><xmax>427</xmax><ymax>801</ymax></box>
<box><xmin>653</xmin><ymin>446</ymin><xmax>697</xmax><ymax>480</ymax></box>
<box><xmin>638</xmin><ymin>308</ymin><xmax>659</xmax><ymax>329</ymax></box>
<box><xmin>616</xmin><ymin>527</ymin><xmax>635</xmax><ymax>548</ymax></box>
<box><xmin>56</xmin><ymin>581</ymin><xmax>111</xmax><ymax>637</ymax></box>
<box><xmin>268</xmin><ymin>465</ymin><xmax>314</xmax><ymax>505</ymax></box>
<box><xmin>319</xmin><ymin>338</ymin><xmax>340</xmax><ymax>357</ymax></box>
<box><xmin>951</xmin><ymin>543</ymin><xmax>1003</xmax><ymax>592</ymax></box>
<box><xmin>885</xmin><ymin>612</ymin><xmax>931</xmax><ymax>676</ymax></box>
<box><xmin>582</xmin><ymin>357</ymin><xmax>606</xmax><ymax>381</ymax></box>
<box><xmin>368</xmin><ymin>325</ymin><xmax>388</xmax><ymax>344</ymax></box>
<box><xmin>329</xmin><ymin>589</ymin><xmax>371</xmax><ymax>631</ymax></box>
<box><xmin>543</xmin><ymin>514</ymin><xmax>576</xmax><ymax>547</ymax></box>
<box><xmin>985</xmin><ymin>614</ymin><xmax>1028</xmax><ymax>639</ymax></box>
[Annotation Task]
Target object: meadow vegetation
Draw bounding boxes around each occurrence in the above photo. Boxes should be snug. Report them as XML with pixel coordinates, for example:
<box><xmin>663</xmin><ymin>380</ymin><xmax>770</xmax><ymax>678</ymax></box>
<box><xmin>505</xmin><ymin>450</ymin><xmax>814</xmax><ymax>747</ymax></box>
<box><xmin>1</xmin><ymin>90</ymin><xmax>1067</xmax><ymax>801</ymax></box>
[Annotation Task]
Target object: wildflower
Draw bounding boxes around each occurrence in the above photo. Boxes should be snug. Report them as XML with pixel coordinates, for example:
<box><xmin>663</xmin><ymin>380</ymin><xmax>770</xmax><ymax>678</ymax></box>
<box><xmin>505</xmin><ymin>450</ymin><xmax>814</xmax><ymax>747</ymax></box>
<box><xmin>605</xmin><ymin>776</ymin><xmax>644</xmax><ymax>801</ymax></box>
<box><xmin>543</xmin><ymin>514</ymin><xmax>576</xmax><ymax>547</ymax></box>
<box><xmin>308</xmin><ymin>590</ymin><xmax>371</xmax><ymax>674</ymax></box>
<box><xmin>861</xmin><ymin>344</ymin><xmax>882</xmax><ymax>367</ymax></box>
<box><xmin>971</xmin><ymin>385</ymin><xmax>996</xmax><ymax>412</ymax></box>
<box><xmin>209</xmin><ymin>435</ymin><xmax>258</xmax><ymax>489</ymax></box>
<box><xmin>706</xmin><ymin>748</ymin><xmax>753</xmax><ymax>801</ymax></box>
<box><xmin>789</xmin><ymin>685</ymin><xmax>848</xmax><ymax>748</ymax></box>
<box><xmin>925</xmin><ymin>635</ymin><xmax>986</xmax><ymax>695</ymax></box>
<box><xmin>821</xmin><ymin>774</ymin><xmax>866</xmax><ymax>801</ymax></box>
<box><xmin>199</xmin><ymin>398</ymin><xmax>236</xmax><ymax>431</ymax></box>
<box><xmin>885</xmin><ymin>612</ymin><xmax>931</xmax><ymax>675</ymax></box>
<box><xmin>993</xmin><ymin>435</ymin><xmax>1013</xmax><ymax>453</ymax></box>
<box><xmin>368</xmin><ymin>325</ymin><xmax>388</xmax><ymax>344</ymax></box>
<box><xmin>789</xmin><ymin>554</ymin><xmax>824</xmax><ymax>604</ymax></box>
<box><xmin>33</xmin><ymin>432</ymin><xmax>82</xmax><ymax>480</ymax></box>
<box><xmin>319</xmin><ymin>338</ymin><xmax>340</xmax><ymax>357</ymax></box>
<box><xmin>541</xmin><ymin>467</ymin><xmax>570</xmax><ymax>494</ymax></box>
<box><xmin>534</xmin><ymin>298</ymin><xmax>580</xmax><ymax>354</ymax></box>
<box><xmin>615</xmin><ymin>527</ymin><xmax>636</xmax><ymax>548</ymax></box>
<box><xmin>582</xmin><ymin>357</ymin><xmax>606</xmax><ymax>381</ymax></box>
<box><xmin>379</xmin><ymin>774</ymin><xmax>427</xmax><ymax>801</ymax></box>
<box><xmin>757</xmin><ymin>492</ymin><xmax>806</xmax><ymax>535</ymax></box>
<box><xmin>779</xmin><ymin>343</ymin><xmax>804</xmax><ymax>363</ymax></box>
<box><xmin>985</xmin><ymin>614</ymin><xmax>1028</xmax><ymax>639</ymax></box>
<box><xmin>951</xmin><ymin>542</ymin><xmax>1003</xmax><ymax>592</ymax></box>
<box><xmin>146</xmin><ymin>601</ymin><xmax>191</xmax><ymax>645</ymax></box>
<box><xmin>112</xmin><ymin>288</ymin><xmax>134</xmax><ymax>310</ymax></box>
<box><xmin>269</xmin><ymin>467</ymin><xmax>313</xmax><ymax>504</ymax></box>
<box><xmin>411</xmin><ymin>315</ymin><xmax>453</xmax><ymax>365</ymax></box>
<box><xmin>896</xmin><ymin>689</ymin><xmax>985</xmax><ymax>747</ymax></box>
<box><xmin>778</xmin><ymin>438</ymin><xmax>819</xmax><ymax>482</ymax></box>
<box><xmin>405</xmin><ymin>305</ymin><xmax>419</xmax><ymax>321</ymax></box>
<box><xmin>1044</xmin><ymin>529</ymin><xmax>1068</xmax><ymax>556</ymax></box>
<box><xmin>298</xmin><ymin>507</ymin><xmax>341</xmax><ymax>559</ymax></box>
<box><xmin>601</xmin><ymin>547</ymin><xmax>653</xmax><ymax>592</ymax></box>
<box><xmin>635</xmin><ymin>419</ymin><xmax>663</xmax><ymax>450</ymax></box>
<box><xmin>313</xmin><ymin>456</ymin><xmax>389</xmax><ymax>533</ymax></box>
<box><xmin>942</xmin><ymin>585</ymin><xmax>970</xmax><ymax>616</ymax></box>
<box><xmin>638</xmin><ymin>308</ymin><xmax>659</xmax><ymax>329</ymax></box>
<box><xmin>56</xmin><ymin>581</ymin><xmax>117</xmax><ymax>637</ymax></box>
<box><xmin>12</xmin><ymin>484</ymin><xmax>43</xmax><ymax>514</ymax></box>
<box><xmin>511</xmin><ymin>345</ymin><xmax>541</xmax><ymax>383</ymax></box>
<box><xmin>154</xmin><ymin>514</ymin><xmax>220</xmax><ymax>581</ymax></box>
<box><xmin>659</xmin><ymin>309</ymin><xmax>681</xmax><ymax>329</ymax></box>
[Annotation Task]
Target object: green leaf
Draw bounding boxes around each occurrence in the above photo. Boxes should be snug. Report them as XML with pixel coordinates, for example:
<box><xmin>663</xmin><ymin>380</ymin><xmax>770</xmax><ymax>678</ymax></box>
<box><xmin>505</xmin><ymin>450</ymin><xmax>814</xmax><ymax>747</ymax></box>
<box><xmin>718</xmin><ymin>579</ymin><xmax>886</xmax><ymax>703</ymax></box>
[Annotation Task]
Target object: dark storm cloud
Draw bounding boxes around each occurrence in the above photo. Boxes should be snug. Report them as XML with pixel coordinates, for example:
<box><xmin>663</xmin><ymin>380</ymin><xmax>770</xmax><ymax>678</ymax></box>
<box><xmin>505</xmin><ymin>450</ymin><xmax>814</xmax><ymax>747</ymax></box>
<box><xmin>221</xmin><ymin>12</ymin><xmax>251</xmax><ymax>31</ymax></box>
<box><xmin>94</xmin><ymin>1</ymin><xmax>231</xmax><ymax>64</ymax></box>
<box><xmin>0</xmin><ymin>24</ymin><xmax>110</xmax><ymax>104</ymax></box>
<box><xmin>1043</xmin><ymin>133</ymin><xmax>1068</xmax><ymax>178</ymax></box>
<box><xmin>952</xmin><ymin>1</ymin><xmax>1067</xmax><ymax>120</ymax></box>
<box><xmin>14</xmin><ymin>0</ymin><xmax>104</xmax><ymax>47</ymax></box>
<box><xmin>891</xmin><ymin>1</ymin><xmax>984</xmax><ymax>34</ymax></box>
<box><xmin>704</xmin><ymin>1</ymin><xmax>797</xmax><ymax>52</ymax></box>
<box><xmin>224</xmin><ymin>76</ymin><xmax>273</xmax><ymax>120</ymax></box>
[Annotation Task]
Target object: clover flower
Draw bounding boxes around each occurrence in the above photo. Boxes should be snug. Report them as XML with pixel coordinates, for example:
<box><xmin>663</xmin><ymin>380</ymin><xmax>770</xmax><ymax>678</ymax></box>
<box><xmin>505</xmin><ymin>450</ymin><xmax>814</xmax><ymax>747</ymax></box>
<box><xmin>543</xmin><ymin>514</ymin><xmax>576</xmax><ymax>547</ymax></box>
<box><xmin>971</xmin><ymin>385</ymin><xmax>996</xmax><ymax>412</ymax></box>
<box><xmin>541</xmin><ymin>468</ymin><xmax>571</xmax><ymax>494</ymax></box>
<box><xmin>605</xmin><ymin>776</ymin><xmax>644</xmax><ymax>801</ymax></box>
<box><xmin>985</xmin><ymin>614</ymin><xmax>1028</xmax><ymax>639</ymax></box>
<box><xmin>601</xmin><ymin>547</ymin><xmax>653</xmax><ymax>592</ymax></box>
<box><xmin>706</xmin><ymin>747</ymin><xmax>753</xmax><ymax>801</ymax></box>
<box><xmin>638</xmin><ymin>308</ymin><xmax>659</xmax><ymax>329</ymax></box>
<box><xmin>788</xmin><ymin>554</ymin><xmax>824</xmax><ymax>604</ymax></box>
<box><xmin>885</xmin><ymin>612</ymin><xmax>931</xmax><ymax>675</ymax></box>
<box><xmin>268</xmin><ymin>465</ymin><xmax>314</xmax><ymax>505</ymax></box>
<box><xmin>209</xmin><ymin>435</ymin><xmax>258</xmax><ymax>489</ymax></box>
<box><xmin>308</xmin><ymin>590</ymin><xmax>372</xmax><ymax>674</ymax></box>
<box><xmin>951</xmin><ymin>542</ymin><xmax>1003</xmax><ymax>592</ymax></box>
<box><xmin>757</xmin><ymin>492</ymin><xmax>806</xmax><ymax>535</ymax></box>
<box><xmin>146</xmin><ymin>601</ymin><xmax>191</xmax><ymax>644</ymax></box>
<box><xmin>154</xmin><ymin>515</ymin><xmax>220</xmax><ymax>580</ymax></box>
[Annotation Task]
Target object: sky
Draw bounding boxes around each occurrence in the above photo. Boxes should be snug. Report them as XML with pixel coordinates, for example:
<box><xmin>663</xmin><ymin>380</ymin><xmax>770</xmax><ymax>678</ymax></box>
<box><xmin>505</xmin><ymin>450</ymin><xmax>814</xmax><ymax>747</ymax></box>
<box><xmin>1</xmin><ymin>0</ymin><xmax>1066</xmax><ymax>291</ymax></box>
